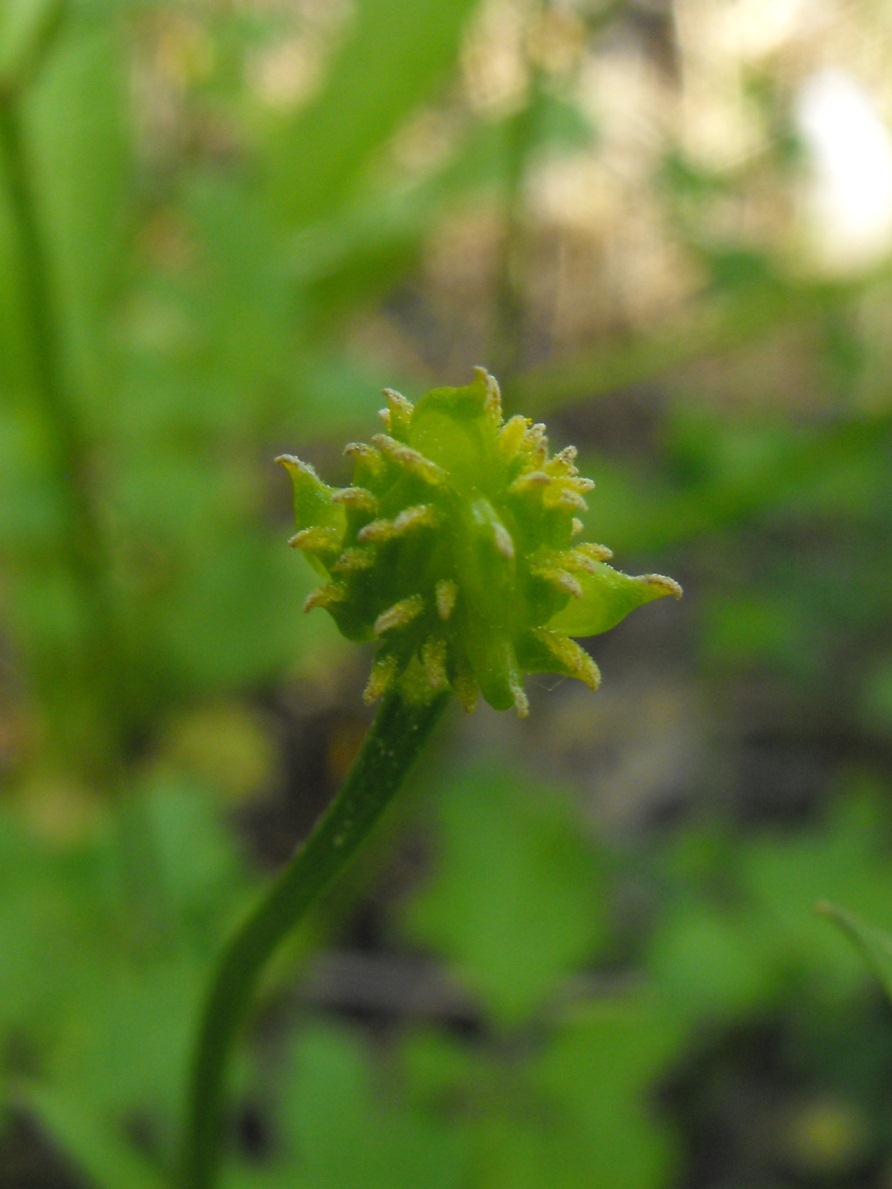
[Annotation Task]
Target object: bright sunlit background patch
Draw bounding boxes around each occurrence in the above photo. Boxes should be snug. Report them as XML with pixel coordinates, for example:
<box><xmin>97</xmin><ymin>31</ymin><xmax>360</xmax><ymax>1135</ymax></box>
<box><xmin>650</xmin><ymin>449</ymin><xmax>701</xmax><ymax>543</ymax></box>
<box><xmin>795</xmin><ymin>68</ymin><xmax>892</xmax><ymax>273</ymax></box>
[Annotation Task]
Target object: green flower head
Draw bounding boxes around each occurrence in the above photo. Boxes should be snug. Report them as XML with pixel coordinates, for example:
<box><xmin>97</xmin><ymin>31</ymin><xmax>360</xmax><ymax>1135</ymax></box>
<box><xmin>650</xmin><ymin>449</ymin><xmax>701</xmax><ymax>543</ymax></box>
<box><xmin>278</xmin><ymin>369</ymin><xmax>681</xmax><ymax>715</ymax></box>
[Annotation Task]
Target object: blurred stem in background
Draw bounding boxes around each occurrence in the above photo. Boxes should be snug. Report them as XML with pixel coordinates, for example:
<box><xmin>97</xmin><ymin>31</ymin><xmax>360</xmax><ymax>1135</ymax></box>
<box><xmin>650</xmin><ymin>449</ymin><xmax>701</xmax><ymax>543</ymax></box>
<box><xmin>512</xmin><ymin>268</ymin><xmax>883</xmax><ymax>417</ymax></box>
<box><xmin>0</xmin><ymin>3</ymin><xmax>130</xmax><ymax>788</ymax></box>
<box><xmin>0</xmin><ymin>5</ymin><xmax>167</xmax><ymax>938</ymax></box>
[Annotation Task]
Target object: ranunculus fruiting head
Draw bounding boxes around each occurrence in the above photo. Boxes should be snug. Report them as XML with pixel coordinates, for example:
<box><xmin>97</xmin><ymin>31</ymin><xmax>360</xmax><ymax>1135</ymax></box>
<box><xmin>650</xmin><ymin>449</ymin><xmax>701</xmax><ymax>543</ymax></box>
<box><xmin>278</xmin><ymin>369</ymin><xmax>681</xmax><ymax>715</ymax></box>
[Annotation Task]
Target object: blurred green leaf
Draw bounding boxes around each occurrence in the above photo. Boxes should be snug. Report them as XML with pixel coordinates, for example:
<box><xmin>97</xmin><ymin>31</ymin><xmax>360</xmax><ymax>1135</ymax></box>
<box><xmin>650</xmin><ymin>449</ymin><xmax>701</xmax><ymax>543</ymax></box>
<box><xmin>649</xmin><ymin>787</ymin><xmax>892</xmax><ymax>1020</ymax></box>
<box><xmin>183</xmin><ymin>177</ymin><xmax>295</xmax><ymax>407</ymax></box>
<box><xmin>0</xmin><ymin>132</ymin><xmax>34</xmax><ymax>398</ymax></box>
<box><xmin>157</xmin><ymin>534</ymin><xmax>304</xmax><ymax>692</ymax></box>
<box><xmin>402</xmin><ymin>767</ymin><xmax>607</xmax><ymax>1026</ymax></box>
<box><xmin>279</xmin><ymin>995</ymin><xmax>680</xmax><ymax>1189</ymax></box>
<box><xmin>279</xmin><ymin>1021</ymin><xmax>465</xmax><ymax>1189</ymax></box>
<box><xmin>740</xmin><ymin>792</ymin><xmax>892</xmax><ymax>998</ymax></box>
<box><xmin>0</xmin><ymin>0</ymin><xmax>62</xmax><ymax>89</ymax></box>
<box><xmin>699</xmin><ymin>589</ymin><xmax>819</xmax><ymax>681</ymax></box>
<box><xmin>0</xmin><ymin>779</ymin><xmax>254</xmax><ymax>1138</ymax></box>
<box><xmin>861</xmin><ymin>655</ymin><xmax>892</xmax><ymax>733</ymax></box>
<box><xmin>530</xmin><ymin>1000</ymin><xmax>681</xmax><ymax>1189</ymax></box>
<box><xmin>264</xmin><ymin>0</ymin><xmax>481</xmax><ymax>228</ymax></box>
<box><xmin>576</xmin><ymin>408</ymin><xmax>891</xmax><ymax>561</ymax></box>
<box><xmin>23</xmin><ymin>5</ymin><xmax>130</xmax><ymax>396</ymax></box>
<box><xmin>18</xmin><ymin>1082</ymin><xmax>165</xmax><ymax>1189</ymax></box>
<box><xmin>817</xmin><ymin>902</ymin><xmax>892</xmax><ymax>1005</ymax></box>
<box><xmin>647</xmin><ymin>892</ymin><xmax>779</xmax><ymax>1022</ymax></box>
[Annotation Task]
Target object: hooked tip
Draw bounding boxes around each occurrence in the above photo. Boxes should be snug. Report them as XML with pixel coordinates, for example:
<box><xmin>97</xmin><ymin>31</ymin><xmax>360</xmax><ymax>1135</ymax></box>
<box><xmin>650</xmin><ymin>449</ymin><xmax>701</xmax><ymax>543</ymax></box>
<box><xmin>645</xmin><ymin>575</ymin><xmax>684</xmax><ymax>599</ymax></box>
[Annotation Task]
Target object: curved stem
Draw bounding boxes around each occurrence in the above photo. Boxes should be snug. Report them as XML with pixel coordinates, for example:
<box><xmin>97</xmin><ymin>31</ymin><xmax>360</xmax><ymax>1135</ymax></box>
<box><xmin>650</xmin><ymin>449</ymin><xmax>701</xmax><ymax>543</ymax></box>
<box><xmin>180</xmin><ymin>689</ymin><xmax>450</xmax><ymax>1189</ymax></box>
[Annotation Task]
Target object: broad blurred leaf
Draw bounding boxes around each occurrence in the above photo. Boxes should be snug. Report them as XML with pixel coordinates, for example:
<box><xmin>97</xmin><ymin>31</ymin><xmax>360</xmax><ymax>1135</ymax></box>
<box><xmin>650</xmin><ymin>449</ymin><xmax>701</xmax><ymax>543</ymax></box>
<box><xmin>401</xmin><ymin>998</ymin><xmax>680</xmax><ymax>1189</ymax></box>
<box><xmin>740</xmin><ymin>791</ymin><xmax>892</xmax><ymax>998</ymax></box>
<box><xmin>0</xmin><ymin>780</ymin><xmax>253</xmax><ymax>1133</ymax></box>
<box><xmin>279</xmin><ymin>1021</ymin><xmax>465</xmax><ymax>1189</ymax></box>
<box><xmin>402</xmin><ymin>767</ymin><xmax>607</xmax><ymax>1026</ymax></box>
<box><xmin>529</xmin><ymin>1000</ymin><xmax>681</xmax><ymax>1189</ymax></box>
<box><xmin>647</xmin><ymin>890</ymin><xmax>779</xmax><ymax>1022</ymax></box>
<box><xmin>649</xmin><ymin>786</ymin><xmax>892</xmax><ymax>1020</ymax></box>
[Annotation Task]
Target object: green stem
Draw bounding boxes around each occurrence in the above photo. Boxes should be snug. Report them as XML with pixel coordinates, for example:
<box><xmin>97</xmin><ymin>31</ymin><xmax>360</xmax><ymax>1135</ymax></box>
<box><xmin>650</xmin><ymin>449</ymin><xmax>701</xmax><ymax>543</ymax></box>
<box><xmin>0</xmin><ymin>78</ymin><xmax>127</xmax><ymax>785</ymax></box>
<box><xmin>180</xmin><ymin>689</ymin><xmax>450</xmax><ymax>1189</ymax></box>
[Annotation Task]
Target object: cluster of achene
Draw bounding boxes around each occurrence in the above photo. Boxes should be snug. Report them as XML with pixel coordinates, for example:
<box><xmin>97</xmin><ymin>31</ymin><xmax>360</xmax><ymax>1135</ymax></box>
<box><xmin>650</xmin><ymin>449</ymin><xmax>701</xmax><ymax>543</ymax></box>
<box><xmin>279</xmin><ymin>369</ymin><xmax>680</xmax><ymax>716</ymax></box>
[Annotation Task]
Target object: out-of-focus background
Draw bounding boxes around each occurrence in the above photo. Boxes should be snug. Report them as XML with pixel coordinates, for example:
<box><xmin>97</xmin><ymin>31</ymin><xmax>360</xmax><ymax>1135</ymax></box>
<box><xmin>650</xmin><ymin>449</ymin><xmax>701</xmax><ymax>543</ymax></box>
<box><xmin>1</xmin><ymin>1</ymin><xmax>892</xmax><ymax>1185</ymax></box>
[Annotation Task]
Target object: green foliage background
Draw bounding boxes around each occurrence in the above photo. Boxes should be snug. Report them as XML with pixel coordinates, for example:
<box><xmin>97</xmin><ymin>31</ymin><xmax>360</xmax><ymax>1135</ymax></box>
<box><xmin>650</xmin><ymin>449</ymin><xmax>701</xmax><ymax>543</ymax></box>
<box><xmin>1</xmin><ymin>1</ymin><xmax>891</xmax><ymax>1186</ymax></box>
